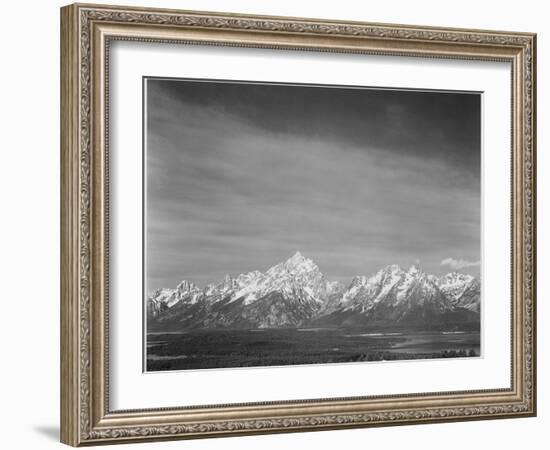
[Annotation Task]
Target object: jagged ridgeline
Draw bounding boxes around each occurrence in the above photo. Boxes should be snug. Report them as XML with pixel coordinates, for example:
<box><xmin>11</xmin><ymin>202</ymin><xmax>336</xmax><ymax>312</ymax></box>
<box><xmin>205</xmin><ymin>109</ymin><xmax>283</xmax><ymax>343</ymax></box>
<box><xmin>147</xmin><ymin>252</ymin><xmax>480</xmax><ymax>331</ymax></box>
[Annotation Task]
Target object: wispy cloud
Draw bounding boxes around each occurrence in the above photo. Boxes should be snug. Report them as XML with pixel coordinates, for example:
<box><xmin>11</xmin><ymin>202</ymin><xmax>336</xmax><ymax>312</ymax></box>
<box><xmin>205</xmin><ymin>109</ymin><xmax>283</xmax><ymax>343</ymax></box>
<box><xmin>440</xmin><ymin>257</ymin><xmax>480</xmax><ymax>271</ymax></box>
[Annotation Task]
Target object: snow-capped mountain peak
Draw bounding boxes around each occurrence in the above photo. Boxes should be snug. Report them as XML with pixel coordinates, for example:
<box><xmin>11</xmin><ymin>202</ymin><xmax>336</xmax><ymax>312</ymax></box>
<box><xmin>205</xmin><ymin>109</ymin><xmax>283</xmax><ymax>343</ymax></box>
<box><xmin>440</xmin><ymin>272</ymin><xmax>475</xmax><ymax>286</ymax></box>
<box><xmin>176</xmin><ymin>279</ymin><xmax>199</xmax><ymax>293</ymax></box>
<box><xmin>266</xmin><ymin>251</ymin><xmax>319</xmax><ymax>276</ymax></box>
<box><xmin>438</xmin><ymin>272</ymin><xmax>479</xmax><ymax>311</ymax></box>
<box><xmin>286</xmin><ymin>251</ymin><xmax>306</xmax><ymax>265</ymax></box>
<box><xmin>148</xmin><ymin>254</ymin><xmax>481</xmax><ymax>330</ymax></box>
<box><xmin>147</xmin><ymin>277</ymin><xmax>203</xmax><ymax>317</ymax></box>
<box><xmin>383</xmin><ymin>264</ymin><xmax>403</xmax><ymax>275</ymax></box>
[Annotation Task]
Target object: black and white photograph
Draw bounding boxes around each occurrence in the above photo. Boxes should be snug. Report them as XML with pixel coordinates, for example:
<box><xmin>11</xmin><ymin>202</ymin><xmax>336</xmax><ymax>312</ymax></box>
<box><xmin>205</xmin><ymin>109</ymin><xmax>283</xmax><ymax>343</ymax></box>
<box><xmin>144</xmin><ymin>78</ymin><xmax>481</xmax><ymax>372</ymax></box>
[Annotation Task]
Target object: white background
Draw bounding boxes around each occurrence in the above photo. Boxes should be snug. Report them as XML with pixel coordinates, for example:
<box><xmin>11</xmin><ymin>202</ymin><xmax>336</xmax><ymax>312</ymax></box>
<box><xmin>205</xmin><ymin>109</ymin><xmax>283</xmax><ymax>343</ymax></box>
<box><xmin>0</xmin><ymin>0</ymin><xmax>546</xmax><ymax>449</ymax></box>
<box><xmin>111</xmin><ymin>43</ymin><xmax>511</xmax><ymax>409</ymax></box>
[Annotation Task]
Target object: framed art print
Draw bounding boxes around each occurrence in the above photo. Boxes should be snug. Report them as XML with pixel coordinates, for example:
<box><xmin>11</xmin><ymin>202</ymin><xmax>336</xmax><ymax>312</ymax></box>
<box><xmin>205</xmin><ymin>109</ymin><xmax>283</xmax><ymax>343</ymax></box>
<box><xmin>60</xmin><ymin>3</ymin><xmax>536</xmax><ymax>446</ymax></box>
<box><xmin>144</xmin><ymin>78</ymin><xmax>482</xmax><ymax>372</ymax></box>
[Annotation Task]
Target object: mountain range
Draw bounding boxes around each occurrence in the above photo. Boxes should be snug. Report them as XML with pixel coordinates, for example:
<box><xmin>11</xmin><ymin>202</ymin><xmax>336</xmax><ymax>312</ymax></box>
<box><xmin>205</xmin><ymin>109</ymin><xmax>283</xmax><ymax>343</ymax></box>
<box><xmin>147</xmin><ymin>252</ymin><xmax>480</xmax><ymax>331</ymax></box>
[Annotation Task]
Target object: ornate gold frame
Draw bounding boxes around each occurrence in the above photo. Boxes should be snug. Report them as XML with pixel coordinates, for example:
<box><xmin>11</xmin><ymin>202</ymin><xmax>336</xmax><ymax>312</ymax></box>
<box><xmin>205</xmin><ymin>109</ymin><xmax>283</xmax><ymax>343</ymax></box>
<box><xmin>60</xmin><ymin>3</ymin><xmax>536</xmax><ymax>446</ymax></box>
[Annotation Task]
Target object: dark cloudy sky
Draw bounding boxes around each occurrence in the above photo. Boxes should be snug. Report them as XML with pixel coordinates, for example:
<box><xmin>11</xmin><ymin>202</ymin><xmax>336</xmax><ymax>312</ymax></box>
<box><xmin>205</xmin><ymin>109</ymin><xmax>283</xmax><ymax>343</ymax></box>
<box><xmin>145</xmin><ymin>78</ymin><xmax>481</xmax><ymax>291</ymax></box>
